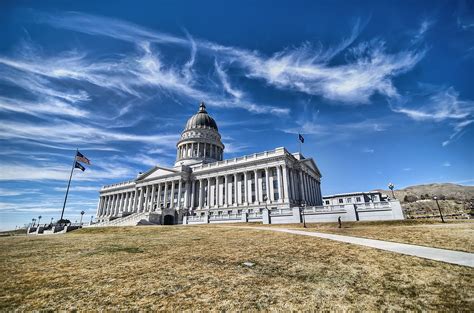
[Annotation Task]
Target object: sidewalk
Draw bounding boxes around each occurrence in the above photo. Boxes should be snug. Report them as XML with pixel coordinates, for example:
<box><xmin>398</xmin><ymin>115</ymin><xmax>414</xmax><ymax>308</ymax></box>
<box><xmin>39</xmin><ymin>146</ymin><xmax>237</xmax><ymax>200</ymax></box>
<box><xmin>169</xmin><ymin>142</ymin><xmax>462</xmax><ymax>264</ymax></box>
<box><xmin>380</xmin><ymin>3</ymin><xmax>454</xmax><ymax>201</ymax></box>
<box><xmin>243</xmin><ymin>226</ymin><xmax>474</xmax><ymax>268</ymax></box>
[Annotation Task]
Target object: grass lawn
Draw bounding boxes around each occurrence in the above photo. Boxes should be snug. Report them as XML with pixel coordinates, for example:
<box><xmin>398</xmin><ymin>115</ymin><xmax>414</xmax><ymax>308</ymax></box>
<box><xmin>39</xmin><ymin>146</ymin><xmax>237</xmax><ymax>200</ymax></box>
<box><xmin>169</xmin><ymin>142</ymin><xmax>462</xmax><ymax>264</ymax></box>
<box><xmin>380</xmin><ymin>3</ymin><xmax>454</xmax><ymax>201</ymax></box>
<box><xmin>0</xmin><ymin>225</ymin><xmax>473</xmax><ymax>311</ymax></box>
<box><xmin>251</xmin><ymin>219</ymin><xmax>474</xmax><ymax>253</ymax></box>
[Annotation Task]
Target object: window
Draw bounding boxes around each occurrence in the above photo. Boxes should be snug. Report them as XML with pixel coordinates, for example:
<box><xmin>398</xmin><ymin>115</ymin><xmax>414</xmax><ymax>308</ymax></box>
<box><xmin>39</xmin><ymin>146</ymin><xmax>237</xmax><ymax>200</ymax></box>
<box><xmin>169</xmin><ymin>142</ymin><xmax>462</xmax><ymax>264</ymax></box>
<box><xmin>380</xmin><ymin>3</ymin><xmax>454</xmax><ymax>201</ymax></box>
<box><xmin>237</xmin><ymin>209</ymin><xmax>242</xmax><ymax>214</ymax></box>
<box><xmin>227</xmin><ymin>210</ymin><xmax>232</xmax><ymax>214</ymax></box>
<box><xmin>325</xmin><ymin>200</ymin><xmax>330</xmax><ymax>205</ymax></box>
<box><xmin>356</xmin><ymin>197</ymin><xmax>361</xmax><ymax>202</ymax></box>
<box><xmin>338</xmin><ymin>198</ymin><xmax>344</xmax><ymax>204</ymax></box>
<box><xmin>346</xmin><ymin>198</ymin><xmax>352</xmax><ymax>203</ymax></box>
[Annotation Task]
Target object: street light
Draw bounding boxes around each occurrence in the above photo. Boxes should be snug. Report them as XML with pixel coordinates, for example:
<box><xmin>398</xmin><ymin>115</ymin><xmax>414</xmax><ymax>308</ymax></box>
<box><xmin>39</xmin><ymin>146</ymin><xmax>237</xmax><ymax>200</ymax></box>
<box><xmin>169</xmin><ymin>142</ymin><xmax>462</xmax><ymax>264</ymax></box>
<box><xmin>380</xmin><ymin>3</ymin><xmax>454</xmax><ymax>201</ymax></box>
<box><xmin>388</xmin><ymin>183</ymin><xmax>395</xmax><ymax>199</ymax></box>
<box><xmin>50</xmin><ymin>217</ymin><xmax>54</xmax><ymax>225</ymax></box>
<box><xmin>32</xmin><ymin>218</ymin><xmax>36</xmax><ymax>227</ymax></box>
<box><xmin>300</xmin><ymin>200</ymin><xmax>307</xmax><ymax>228</ymax></box>
<box><xmin>80</xmin><ymin>210</ymin><xmax>85</xmax><ymax>225</ymax></box>
<box><xmin>433</xmin><ymin>196</ymin><xmax>445</xmax><ymax>223</ymax></box>
<box><xmin>38</xmin><ymin>215</ymin><xmax>42</xmax><ymax>226</ymax></box>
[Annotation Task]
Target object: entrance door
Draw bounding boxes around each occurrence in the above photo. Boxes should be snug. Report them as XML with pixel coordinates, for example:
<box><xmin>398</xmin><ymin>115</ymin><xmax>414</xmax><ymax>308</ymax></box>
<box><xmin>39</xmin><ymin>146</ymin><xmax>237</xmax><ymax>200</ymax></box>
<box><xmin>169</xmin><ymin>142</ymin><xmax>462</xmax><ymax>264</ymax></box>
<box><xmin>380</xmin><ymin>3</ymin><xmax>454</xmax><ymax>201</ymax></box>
<box><xmin>163</xmin><ymin>215</ymin><xmax>174</xmax><ymax>225</ymax></box>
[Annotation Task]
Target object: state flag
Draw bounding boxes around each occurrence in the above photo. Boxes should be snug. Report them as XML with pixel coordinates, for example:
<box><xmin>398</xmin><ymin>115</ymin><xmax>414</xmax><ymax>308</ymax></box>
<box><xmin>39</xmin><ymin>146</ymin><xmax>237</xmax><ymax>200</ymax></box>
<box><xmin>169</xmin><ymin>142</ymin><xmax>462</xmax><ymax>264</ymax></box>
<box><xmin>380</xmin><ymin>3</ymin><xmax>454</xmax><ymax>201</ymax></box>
<box><xmin>76</xmin><ymin>151</ymin><xmax>91</xmax><ymax>165</ymax></box>
<box><xmin>75</xmin><ymin>161</ymin><xmax>86</xmax><ymax>172</ymax></box>
<box><xmin>298</xmin><ymin>133</ymin><xmax>305</xmax><ymax>143</ymax></box>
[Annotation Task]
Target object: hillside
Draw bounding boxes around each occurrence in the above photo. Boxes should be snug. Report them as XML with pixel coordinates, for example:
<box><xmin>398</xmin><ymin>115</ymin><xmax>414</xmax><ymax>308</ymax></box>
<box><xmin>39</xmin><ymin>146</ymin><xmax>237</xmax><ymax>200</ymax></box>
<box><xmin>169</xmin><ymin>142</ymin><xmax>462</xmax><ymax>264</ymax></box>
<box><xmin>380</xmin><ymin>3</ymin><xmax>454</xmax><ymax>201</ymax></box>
<box><xmin>374</xmin><ymin>183</ymin><xmax>474</xmax><ymax>218</ymax></box>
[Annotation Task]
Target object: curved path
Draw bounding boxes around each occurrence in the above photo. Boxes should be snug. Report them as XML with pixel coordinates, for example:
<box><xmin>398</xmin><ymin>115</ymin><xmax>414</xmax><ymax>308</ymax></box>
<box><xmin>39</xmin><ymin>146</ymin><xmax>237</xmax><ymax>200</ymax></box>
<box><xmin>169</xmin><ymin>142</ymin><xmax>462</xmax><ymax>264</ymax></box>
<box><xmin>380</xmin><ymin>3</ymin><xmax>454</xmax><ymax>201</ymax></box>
<box><xmin>239</xmin><ymin>226</ymin><xmax>474</xmax><ymax>268</ymax></box>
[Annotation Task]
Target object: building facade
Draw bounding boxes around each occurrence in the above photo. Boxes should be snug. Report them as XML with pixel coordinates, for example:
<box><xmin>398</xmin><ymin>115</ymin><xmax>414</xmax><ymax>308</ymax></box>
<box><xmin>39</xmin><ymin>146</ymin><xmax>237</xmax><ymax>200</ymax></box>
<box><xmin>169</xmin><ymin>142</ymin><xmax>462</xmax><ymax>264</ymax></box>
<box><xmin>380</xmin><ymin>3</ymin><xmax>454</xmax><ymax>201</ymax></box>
<box><xmin>323</xmin><ymin>191</ymin><xmax>386</xmax><ymax>206</ymax></box>
<box><xmin>95</xmin><ymin>102</ymin><xmax>323</xmax><ymax>225</ymax></box>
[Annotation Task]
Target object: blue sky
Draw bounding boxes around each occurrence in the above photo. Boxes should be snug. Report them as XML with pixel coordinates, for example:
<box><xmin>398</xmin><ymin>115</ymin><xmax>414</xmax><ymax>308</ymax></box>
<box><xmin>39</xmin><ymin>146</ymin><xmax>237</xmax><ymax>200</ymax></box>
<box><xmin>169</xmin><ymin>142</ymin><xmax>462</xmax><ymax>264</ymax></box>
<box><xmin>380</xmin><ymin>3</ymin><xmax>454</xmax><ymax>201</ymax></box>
<box><xmin>0</xmin><ymin>0</ymin><xmax>473</xmax><ymax>230</ymax></box>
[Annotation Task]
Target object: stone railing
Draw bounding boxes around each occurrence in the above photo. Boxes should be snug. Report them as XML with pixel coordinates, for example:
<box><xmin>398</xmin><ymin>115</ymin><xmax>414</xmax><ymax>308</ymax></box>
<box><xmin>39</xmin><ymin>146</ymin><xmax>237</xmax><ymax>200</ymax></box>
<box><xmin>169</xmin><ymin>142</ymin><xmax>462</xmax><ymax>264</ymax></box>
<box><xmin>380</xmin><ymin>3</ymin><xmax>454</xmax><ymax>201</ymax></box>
<box><xmin>102</xmin><ymin>180</ymin><xmax>135</xmax><ymax>190</ymax></box>
<box><xmin>193</xmin><ymin>147</ymin><xmax>287</xmax><ymax>171</ymax></box>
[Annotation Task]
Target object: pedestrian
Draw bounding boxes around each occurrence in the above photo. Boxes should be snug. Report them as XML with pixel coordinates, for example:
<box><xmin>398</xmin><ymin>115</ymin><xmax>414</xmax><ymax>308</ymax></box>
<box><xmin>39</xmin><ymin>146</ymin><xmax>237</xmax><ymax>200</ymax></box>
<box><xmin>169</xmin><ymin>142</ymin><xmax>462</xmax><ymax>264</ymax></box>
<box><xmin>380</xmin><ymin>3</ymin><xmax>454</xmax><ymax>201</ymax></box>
<box><xmin>338</xmin><ymin>216</ymin><xmax>342</xmax><ymax>228</ymax></box>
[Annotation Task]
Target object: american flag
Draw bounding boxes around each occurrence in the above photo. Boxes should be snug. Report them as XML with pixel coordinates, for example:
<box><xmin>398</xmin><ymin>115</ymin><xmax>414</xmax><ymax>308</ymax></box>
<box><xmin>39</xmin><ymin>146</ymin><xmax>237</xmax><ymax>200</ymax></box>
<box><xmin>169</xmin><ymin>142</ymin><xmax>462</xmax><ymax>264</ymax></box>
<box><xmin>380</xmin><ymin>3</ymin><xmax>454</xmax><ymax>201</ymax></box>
<box><xmin>76</xmin><ymin>151</ymin><xmax>91</xmax><ymax>165</ymax></box>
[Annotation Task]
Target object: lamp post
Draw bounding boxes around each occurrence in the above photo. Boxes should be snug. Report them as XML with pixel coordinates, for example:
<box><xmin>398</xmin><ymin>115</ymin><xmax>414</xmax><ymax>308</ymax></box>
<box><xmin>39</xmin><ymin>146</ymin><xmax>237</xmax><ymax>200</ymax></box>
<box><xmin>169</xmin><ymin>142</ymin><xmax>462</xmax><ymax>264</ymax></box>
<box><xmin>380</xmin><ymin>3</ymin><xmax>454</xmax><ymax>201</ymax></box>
<box><xmin>300</xmin><ymin>200</ymin><xmax>307</xmax><ymax>228</ymax></box>
<box><xmin>38</xmin><ymin>215</ymin><xmax>42</xmax><ymax>226</ymax></box>
<box><xmin>79</xmin><ymin>211</ymin><xmax>85</xmax><ymax>225</ymax></box>
<box><xmin>388</xmin><ymin>183</ymin><xmax>395</xmax><ymax>199</ymax></box>
<box><xmin>32</xmin><ymin>218</ymin><xmax>36</xmax><ymax>227</ymax></box>
<box><xmin>90</xmin><ymin>215</ymin><xmax>93</xmax><ymax>224</ymax></box>
<box><xmin>433</xmin><ymin>196</ymin><xmax>445</xmax><ymax>223</ymax></box>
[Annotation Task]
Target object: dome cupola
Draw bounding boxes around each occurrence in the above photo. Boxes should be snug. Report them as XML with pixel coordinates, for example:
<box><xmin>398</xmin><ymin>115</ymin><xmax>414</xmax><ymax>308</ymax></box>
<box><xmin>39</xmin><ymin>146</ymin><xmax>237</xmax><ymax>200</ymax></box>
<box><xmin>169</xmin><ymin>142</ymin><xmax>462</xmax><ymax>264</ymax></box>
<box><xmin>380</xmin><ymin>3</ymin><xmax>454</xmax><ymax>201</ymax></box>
<box><xmin>175</xmin><ymin>102</ymin><xmax>224</xmax><ymax>167</ymax></box>
<box><xmin>184</xmin><ymin>102</ymin><xmax>218</xmax><ymax>131</ymax></box>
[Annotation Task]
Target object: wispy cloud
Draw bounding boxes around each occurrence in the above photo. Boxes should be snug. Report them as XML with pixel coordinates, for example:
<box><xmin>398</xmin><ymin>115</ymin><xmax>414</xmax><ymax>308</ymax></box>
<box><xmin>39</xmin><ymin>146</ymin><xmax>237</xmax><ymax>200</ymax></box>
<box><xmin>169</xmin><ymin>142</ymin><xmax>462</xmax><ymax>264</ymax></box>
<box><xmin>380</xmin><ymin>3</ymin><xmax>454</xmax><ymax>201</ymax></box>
<box><xmin>412</xmin><ymin>19</ymin><xmax>434</xmax><ymax>43</ymax></box>
<box><xmin>0</xmin><ymin>161</ymin><xmax>137</xmax><ymax>182</ymax></box>
<box><xmin>391</xmin><ymin>86</ymin><xmax>474</xmax><ymax>146</ymax></box>
<box><xmin>229</xmin><ymin>39</ymin><xmax>425</xmax><ymax>104</ymax></box>
<box><xmin>35</xmin><ymin>11</ymin><xmax>425</xmax><ymax>107</ymax></box>
<box><xmin>442</xmin><ymin>161</ymin><xmax>451</xmax><ymax>167</ymax></box>
<box><xmin>0</xmin><ymin>120</ymin><xmax>179</xmax><ymax>147</ymax></box>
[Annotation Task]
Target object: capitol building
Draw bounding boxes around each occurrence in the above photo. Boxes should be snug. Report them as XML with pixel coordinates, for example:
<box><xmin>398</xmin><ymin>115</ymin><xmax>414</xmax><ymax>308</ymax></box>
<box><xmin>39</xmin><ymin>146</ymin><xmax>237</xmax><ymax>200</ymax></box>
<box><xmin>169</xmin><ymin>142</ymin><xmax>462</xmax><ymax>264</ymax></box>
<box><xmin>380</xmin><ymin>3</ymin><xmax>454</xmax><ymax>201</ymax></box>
<box><xmin>94</xmin><ymin>102</ymin><xmax>403</xmax><ymax>226</ymax></box>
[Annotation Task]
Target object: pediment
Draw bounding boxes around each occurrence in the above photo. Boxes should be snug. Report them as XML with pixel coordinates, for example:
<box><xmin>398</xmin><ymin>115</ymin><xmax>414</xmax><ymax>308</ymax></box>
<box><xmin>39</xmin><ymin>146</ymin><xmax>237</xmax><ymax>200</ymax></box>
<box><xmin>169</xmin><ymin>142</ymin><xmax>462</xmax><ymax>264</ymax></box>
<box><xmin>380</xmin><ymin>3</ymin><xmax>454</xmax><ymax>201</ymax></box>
<box><xmin>136</xmin><ymin>166</ymin><xmax>177</xmax><ymax>181</ymax></box>
<box><xmin>301</xmin><ymin>158</ymin><xmax>322</xmax><ymax>177</ymax></box>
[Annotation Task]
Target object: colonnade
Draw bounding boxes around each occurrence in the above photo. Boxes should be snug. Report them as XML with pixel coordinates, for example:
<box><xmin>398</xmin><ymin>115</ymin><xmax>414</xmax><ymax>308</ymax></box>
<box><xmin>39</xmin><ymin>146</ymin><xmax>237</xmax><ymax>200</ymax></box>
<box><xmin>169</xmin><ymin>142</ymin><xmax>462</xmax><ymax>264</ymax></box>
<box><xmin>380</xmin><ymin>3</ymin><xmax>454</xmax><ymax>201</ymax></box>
<box><xmin>177</xmin><ymin>142</ymin><xmax>223</xmax><ymax>161</ymax></box>
<box><xmin>96</xmin><ymin>164</ymin><xmax>322</xmax><ymax>219</ymax></box>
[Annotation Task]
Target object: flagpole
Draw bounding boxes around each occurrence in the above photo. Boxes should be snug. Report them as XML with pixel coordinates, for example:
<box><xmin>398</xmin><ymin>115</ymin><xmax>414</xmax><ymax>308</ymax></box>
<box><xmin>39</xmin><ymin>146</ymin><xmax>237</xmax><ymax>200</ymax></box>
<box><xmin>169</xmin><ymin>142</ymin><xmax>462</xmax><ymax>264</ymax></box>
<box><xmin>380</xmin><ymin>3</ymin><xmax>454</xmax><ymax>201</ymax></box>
<box><xmin>60</xmin><ymin>149</ymin><xmax>77</xmax><ymax>221</ymax></box>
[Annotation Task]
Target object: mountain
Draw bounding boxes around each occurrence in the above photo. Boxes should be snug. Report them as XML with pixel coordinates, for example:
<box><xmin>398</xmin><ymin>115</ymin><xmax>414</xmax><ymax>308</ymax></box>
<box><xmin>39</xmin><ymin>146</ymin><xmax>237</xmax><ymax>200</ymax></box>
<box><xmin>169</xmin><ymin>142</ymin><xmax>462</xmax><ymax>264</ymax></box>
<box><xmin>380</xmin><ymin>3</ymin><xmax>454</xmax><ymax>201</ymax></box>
<box><xmin>374</xmin><ymin>183</ymin><xmax>474</xmax><ymax>218</ymax></box>
<box><xmin>375</xmin><ymin>183</ymin><xmax>474</xmax><ymax>201</ymax></box>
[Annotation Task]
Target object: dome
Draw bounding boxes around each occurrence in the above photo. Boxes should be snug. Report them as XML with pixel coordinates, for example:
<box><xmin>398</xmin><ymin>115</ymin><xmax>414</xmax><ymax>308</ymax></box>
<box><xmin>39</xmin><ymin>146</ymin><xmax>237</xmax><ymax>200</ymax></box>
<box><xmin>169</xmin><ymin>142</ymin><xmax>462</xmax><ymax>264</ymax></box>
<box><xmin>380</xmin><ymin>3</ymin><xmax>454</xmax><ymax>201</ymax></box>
<box><xmin>184</xmin><ymin>102</ymin><xmax>218</xmax><ymax>131</ymax></box>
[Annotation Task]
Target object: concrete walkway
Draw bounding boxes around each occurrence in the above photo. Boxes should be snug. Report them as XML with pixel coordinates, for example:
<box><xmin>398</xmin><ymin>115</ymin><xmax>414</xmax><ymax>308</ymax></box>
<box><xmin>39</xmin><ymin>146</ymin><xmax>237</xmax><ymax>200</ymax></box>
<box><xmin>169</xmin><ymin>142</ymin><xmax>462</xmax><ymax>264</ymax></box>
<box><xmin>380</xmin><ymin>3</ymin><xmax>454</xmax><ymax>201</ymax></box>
<box><xmin>245</xmin><ymin>227</ymin><xmax>474</xmax><ymax>268</ymax></box>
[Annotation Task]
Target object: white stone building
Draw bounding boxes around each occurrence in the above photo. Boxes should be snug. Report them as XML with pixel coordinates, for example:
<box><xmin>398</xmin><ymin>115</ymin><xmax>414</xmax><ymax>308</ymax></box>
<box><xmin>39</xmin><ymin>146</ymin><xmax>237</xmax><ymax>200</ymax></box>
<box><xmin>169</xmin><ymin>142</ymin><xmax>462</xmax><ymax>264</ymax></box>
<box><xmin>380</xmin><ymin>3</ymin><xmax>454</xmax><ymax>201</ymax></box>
<box><xmin>323</xmin><ymin>191</ymin><xmax>386</xmax><ymax>206</ymax></box>
<box><xmin>95</xmin><ymin>102</ymin><xmax>323</xmax><ymax>225</ymax></box>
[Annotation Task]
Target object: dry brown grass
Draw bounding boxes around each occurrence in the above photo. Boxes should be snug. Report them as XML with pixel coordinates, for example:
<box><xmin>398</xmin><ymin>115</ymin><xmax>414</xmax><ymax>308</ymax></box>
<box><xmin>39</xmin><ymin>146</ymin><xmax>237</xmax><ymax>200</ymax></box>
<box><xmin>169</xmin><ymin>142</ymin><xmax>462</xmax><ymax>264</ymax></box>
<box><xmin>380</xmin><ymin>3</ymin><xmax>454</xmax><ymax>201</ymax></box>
<box><xmin>0</xmin><ymin>225</ymin><xmax>473</xmax><ymax>311</ymax></box>
<box><xmin>248</xmin><ymin>219</ymin><xmax>474</xmax><ymax>253</ymax></box>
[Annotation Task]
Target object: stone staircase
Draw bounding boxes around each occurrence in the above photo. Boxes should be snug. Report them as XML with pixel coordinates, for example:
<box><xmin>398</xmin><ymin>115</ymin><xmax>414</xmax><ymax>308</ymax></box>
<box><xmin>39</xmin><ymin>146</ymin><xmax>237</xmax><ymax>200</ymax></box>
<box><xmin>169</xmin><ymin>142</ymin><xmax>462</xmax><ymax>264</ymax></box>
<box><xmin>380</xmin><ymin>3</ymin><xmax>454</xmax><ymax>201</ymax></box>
<box><xmin>87</xmin><ymin>212</ymin><xmax>154</xmax><ymax>227</ymax></box>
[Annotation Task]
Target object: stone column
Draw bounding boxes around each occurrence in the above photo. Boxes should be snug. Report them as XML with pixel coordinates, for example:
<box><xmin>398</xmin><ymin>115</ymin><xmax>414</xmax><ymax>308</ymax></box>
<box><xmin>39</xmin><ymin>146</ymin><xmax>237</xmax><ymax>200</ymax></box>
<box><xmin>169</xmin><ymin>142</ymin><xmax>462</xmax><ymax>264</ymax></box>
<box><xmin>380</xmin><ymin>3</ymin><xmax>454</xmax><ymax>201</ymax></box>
<box><xmin>253</xmin><ymin>170</ymin><xmax>259</xmax><ymax>204</ymax></box>
<box><xmin>110</xmin><ymin>194</ymin><xmax>115</xmax><ymax>216</ymax></box>
<box><xmin>130</xmin><ymin>190</ymin><xmax>136</xmax><ymax>213</ymax></box>
<box><xmin>265</xmin><ymin>168</ymin><xmax>270</xmax><ymax>203</ymax></box>
<box><xmin>170</xmin><ymin>180</ymin><xmax>175</xmax><ymax>208</ymax></box>
<box><xmin>96</xmin><ymin>197</ymin><xmax>102</xmax><ymax>217</ymax></box>
<box><xmin>156</xmin><ymin>184</ymin><xmax>162</xmax><ymax>209</ymax></box>
<box><xmin>311</xmin><ymin>179</ymin><xmax>316</xmax><ymax>205</ymax></box>
<box><xmin>206</xmin><ymin>177</ymin><xmax>211</xmax><ymax>208</ymax></box>
<box><xmin>163</xmin><ymin>182</ymin><xmax>168</xmax><ymax>208</ymax></box>
<box><xmin>106</xmin><ymin>195</ymin><xmax>112</xmax><ymax>216</ymax></box>
<box><xmin>144</xmin><ymin>186</ymin><xmax>150</xmax><ymax>212</ymax></box>
<box><xmin>149</xmin><ymin>184</ymin><xmax>155</xmax><ymax>211</ymax></box>
<box><xmin>128</xmin><ymin>191</ymin><xmax>133</xmax><ymax>212</ymax></box>
<box><xmin>298</xmin><ymin>171</ymin><xmax>305</xmax><ymax>200</ymax></box>
<box><xmin>276</xmin><ymin>166</ymin><xmax>283</xmax><ymax>203</ymax></box>
<box><xmin>233</xmin><ymin>173</ymin><xmax>238</xmax><ymax>206</ymax></box>
<box><xmin>224</xmin><ymin>175</ymin><xmax>228</xmax><ymax>207</ymax></box>
<box><xmin>183</xmin><ymin>180</ymin><xmax>190</xmax><ymax>210</ymax></box>
<box><xmin>198</xmin><ymin>179</ymin><xmax>204</xmax><ymax>209</ymax></box>
<box><xmin>190</xmin><ymin>181</ymin><xmax>195</xmax><ymax>209</ymax></box>
<box><xmin>109</xmin><ymin>194</ymin><xmax>115</xmax><ymax>216</ymax></box>
<box><xmin>243</xmin><ymin>172</ymin><xmax>248</xmax><ymax>205</ymax></box>
<box><xmin>117</xmin><ymin>193</ymin><xmax>123</xmax><ymax>214</ymax></box>
<box><xmin>102</xmin><ymin>196</ymin><xmax>107</xmax><ymax>216</ymax></box>
<box><xmin>136</xmin><ymin>188</ymin><xmax>143</xmax><ymax>213</ymax></box>
<box><xmin>215</xmin><ymin>176</ymin><xmax>220</xmax><ymax>207</ymax></box>
<box><xmin>177</xmin><ymin>179</ymin><xmax>182</xmax><ymax>209</ymax></box>
<box><xmin>125</xmin><ymin>192</ymin><xmax>129</xmax><ymax>212</ymax></box>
